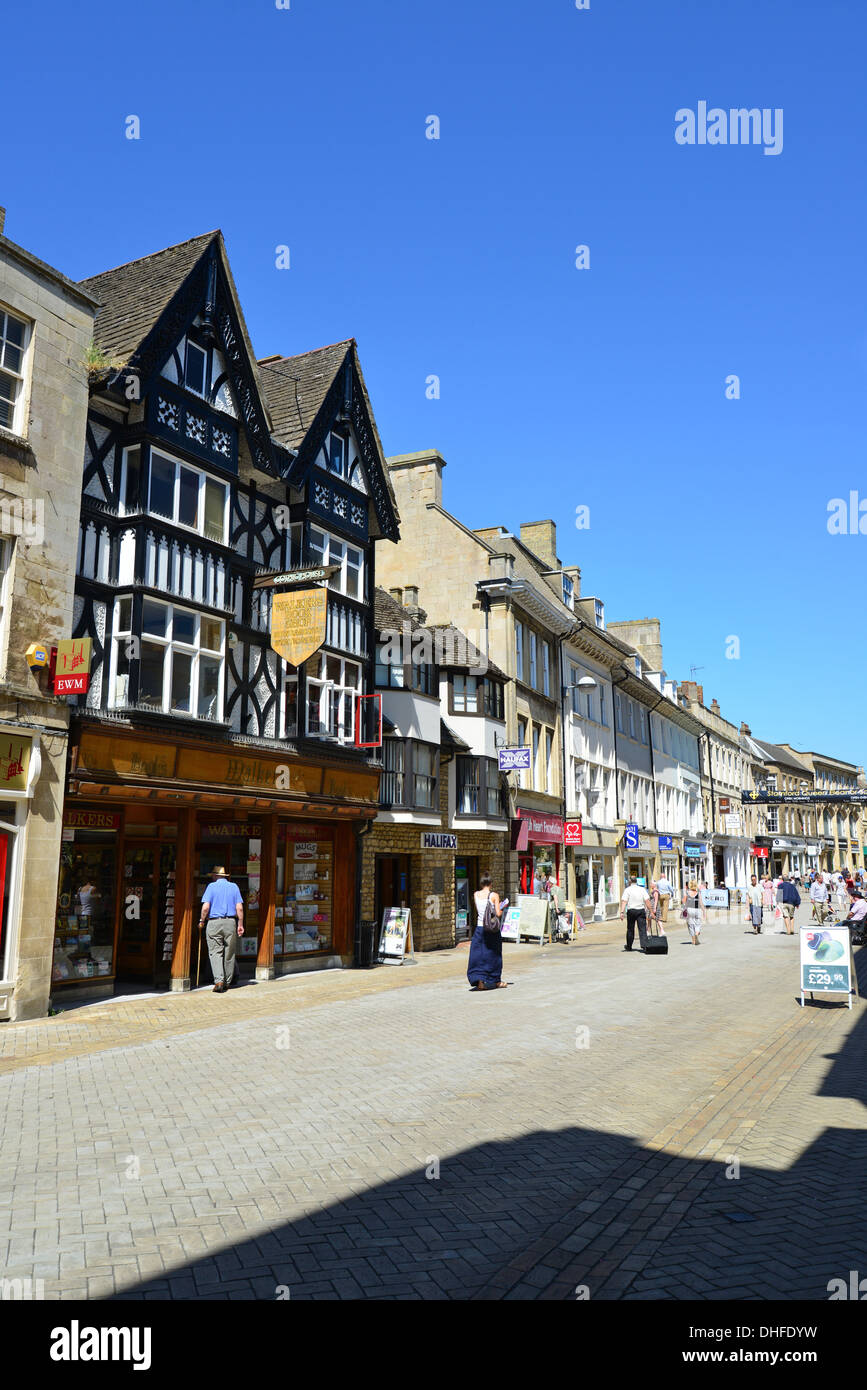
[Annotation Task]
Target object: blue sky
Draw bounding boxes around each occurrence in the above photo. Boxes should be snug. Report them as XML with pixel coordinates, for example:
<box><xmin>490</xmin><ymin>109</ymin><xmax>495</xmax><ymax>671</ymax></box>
<box><xmin>7</xmin><ymin>0</ymin><xmax>865</xmax><ymax>764</ymax></box>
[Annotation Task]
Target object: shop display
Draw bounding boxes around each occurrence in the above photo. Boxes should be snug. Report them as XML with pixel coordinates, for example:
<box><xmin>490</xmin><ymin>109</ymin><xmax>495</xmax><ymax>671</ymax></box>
<box><xmin>275</xmin><ymin>826</ymin><xmax>333</xmax><ymax>955</ymax></box>
<box><xmin>53</xmin><ymin>840</ymin><xmax>118</xmax><ymax>982</ymax></box>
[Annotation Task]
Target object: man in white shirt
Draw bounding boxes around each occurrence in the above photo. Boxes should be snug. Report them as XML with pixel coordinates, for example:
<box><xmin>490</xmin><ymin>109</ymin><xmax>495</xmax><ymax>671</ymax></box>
<box><xmin>656</xmin><ymin>874</ymin><xmax>673</xmax><ymax>923</ymax></box>
<box><xmin>620</xmin><ymin>876</ymin><xmax>650</xmax><ymax>952</ymax></box>
<box><xmin>810</xmin><ymin>873</ymin><xmax>829</xmax><ymax>924</ymax></box>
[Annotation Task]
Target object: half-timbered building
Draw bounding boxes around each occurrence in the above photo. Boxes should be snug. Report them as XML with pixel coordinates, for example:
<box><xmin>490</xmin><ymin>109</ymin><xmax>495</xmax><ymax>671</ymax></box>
<box><xmin>53</xmin><ymin>231</ymin><xmax>399</xmax><ymax>998</ymax></box>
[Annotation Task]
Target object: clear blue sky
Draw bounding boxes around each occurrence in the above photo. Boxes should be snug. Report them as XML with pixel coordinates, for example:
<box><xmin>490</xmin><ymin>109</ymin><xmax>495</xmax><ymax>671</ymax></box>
<box><xmin>7</xmin><ymin>0</ymin><xmax>865</xmax><ymax>764</ymax></box>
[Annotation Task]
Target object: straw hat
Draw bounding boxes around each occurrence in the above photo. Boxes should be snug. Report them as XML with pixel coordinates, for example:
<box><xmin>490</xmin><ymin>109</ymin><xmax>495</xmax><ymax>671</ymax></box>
<box><xmin>212</xmin><ymin>866</ymin><xmax>228</xmax><ymax>877</ymax></box>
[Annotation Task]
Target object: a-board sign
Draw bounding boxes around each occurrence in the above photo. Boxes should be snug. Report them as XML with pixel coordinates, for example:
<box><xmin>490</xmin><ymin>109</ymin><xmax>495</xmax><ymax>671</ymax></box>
<box><xmin>515</xmin><ymin>894</ymin><xmax>549</xmax><ymax>941</ymax></box>
<box><xmin>380</xmin><ymin>907</ymin><xmax>412</xmax><ymax>961</ymax></box>
<box><xmin>800</xmin><ymin>926</ymin><xmax>853</xmax><ymax>1007</ymax></box>
<box><xmin>701</xmin><ymin>889</ymin><xmax>729</xmax><ymax>909</ymax></box>
<box><xmin>501</xmin><ymin>907</ymin><xmax>521</xmax><ymax>942</ymax></box>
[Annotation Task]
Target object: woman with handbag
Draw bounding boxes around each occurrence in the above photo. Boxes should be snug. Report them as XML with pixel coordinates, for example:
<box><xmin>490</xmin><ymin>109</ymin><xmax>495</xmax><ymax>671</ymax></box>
<box><xmin>467</xmin><ymin>873</ymin><xmax>509</xmax><ymax>990</ymax></box>
<box><xmin>684</xmin><ymin>879</ymin><xmax>705</xmax><ymax>945</ymax></box>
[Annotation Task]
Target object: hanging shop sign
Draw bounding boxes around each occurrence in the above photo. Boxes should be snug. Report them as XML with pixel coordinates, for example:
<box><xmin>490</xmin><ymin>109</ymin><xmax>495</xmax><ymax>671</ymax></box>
<box><xmin>0</xmin><ymin>732</ymin><xmax>31</xmax><ymax>792</ymax></box>
<box><xmin>684</xmin><ymin>843</ymin><xmax>706</xmax><ymax>858</ymax></box>
<box><xmin>659</xmin><ymin>835</ymin><xmax>674</xmax><ymax>850</ymax></box>
<box><xmin>270</xmin><ymin>587</ymin><xmax>328</xmax><ymax>667</ymax></box>
<box><xmin>751</xmin><ymin>845</ymin><xmax>769</xmax><ymax>859</ymax></box>
<box><xmin>54</xmin><ymin>638</ymin><xmax>92</xmax><ymax>695</ymax></box>
<box><xmin>498</xmin><ymin>746</ymin><xmax>531</xmax><ymax>772</ymax></box>
<box><xmin>624</xmin><ymin>822</ymin><xmax>639</xmax><ymax>850</ymax></box>
<box><xmin>421</xmin><ymin>832</ymin><xmax>457</xmax><ymax>850</ymax></box>
<box><xmin>564</xmin><ymin>820</ymin><xmax>583</xmax><ymax>846</ymax></box>
<box><xmin>800</xmin><ymin>926</ymin><xmax>853</xmax><ymax>1008</ymax></box>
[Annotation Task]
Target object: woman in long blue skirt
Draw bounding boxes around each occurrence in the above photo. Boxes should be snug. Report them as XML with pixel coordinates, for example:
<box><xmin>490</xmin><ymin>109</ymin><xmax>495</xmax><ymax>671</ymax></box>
<box><xmin>467</xmin><ymin>873</ymin><xmax>509</xmax><ymax>990</ymax></box>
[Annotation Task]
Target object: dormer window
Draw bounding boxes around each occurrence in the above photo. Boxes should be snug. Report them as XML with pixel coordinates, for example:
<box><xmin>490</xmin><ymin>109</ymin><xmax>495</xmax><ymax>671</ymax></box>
<box><xmin>594</xmin><ymin>600</ymin><xmax>605</xmax><ymax>629</ymax></box>
<box><xmin>562</xmin><ymin>574</ymin><xmax>574</xmax><ymax>610</ymax></box>
<box><xmin>184</xmin><ymin>341</ymin><xmax>207</xmax><ymax>397</ymax></box>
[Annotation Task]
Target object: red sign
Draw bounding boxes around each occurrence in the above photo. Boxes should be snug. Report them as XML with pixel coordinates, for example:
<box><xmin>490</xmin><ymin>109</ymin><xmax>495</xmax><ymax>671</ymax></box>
<box><xmin>751</xmin><ymin>846</ymin><xmax>769</xmax><ymax>859</ymax></box>
<box><xmin>515</xmin><ymin>809</ymin><xmax>564</xmax><ymax>844</ymax></box>
<box><xmin>54</xmin><ymin>638</ymin><xmax>92</xmax><ymax>696</ymax></box>
<box><xmin>564</xmin><ymin>820</ymin><xmax>583</xmax><ymax>846</ymax></box>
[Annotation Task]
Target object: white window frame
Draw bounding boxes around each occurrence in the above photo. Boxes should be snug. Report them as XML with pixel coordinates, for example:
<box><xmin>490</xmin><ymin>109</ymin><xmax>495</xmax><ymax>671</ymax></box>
<box><xmin>111</xmin><ymin>596</ymin><xmax>225</xmax><ymax>718</ymax></box>
<box><xmin>0</xmin><ymin>307</ymin><xmax>31</xmax><ymax>438</ymax></box>
<box><xmin>0</xmin><ymin>537</ymin><xmax>14</xmax><ymax>676</ymax></box>
<box><xmin>515</xmin><ymin>621</ymin><xmax>524</xmax><ymax>680</ymax></box>
<box><xmin>541</xmin><ymin>642</ymin><xmax>550</xmax><ymax>697</ymax></box>
<box><xmin>308</xmin><ymin>525</ymin><xmax>365</xmax><ymax>601</ymax></box>
<box><xmin>529</xmin><ymin>632</ymin><xmax>537</xmax><ymax>688</ymax></box>
<box><xmin>304</xmin><ymin>653</ymin><xmax>362</xmax><ymax>744</ymax></box>
<box><xmin>148</xmin><ymin>447</ymin><xmax>230</xmax><ymax>544</ymax></box>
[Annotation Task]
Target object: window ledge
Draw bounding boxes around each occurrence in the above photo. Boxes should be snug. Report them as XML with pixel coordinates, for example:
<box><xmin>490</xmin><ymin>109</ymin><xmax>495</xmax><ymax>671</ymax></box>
<box><xmin>0</xmin><ymin>425</ymin><xmax>35</xmax><ymax>463</ymax></box>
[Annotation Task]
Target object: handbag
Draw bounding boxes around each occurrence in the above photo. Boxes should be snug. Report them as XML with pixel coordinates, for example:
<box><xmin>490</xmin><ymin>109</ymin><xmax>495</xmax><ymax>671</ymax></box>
<box><xmin>482</xmin><ymin>895</ymin><xmax>501</xmax><ymax>933</ymax></box>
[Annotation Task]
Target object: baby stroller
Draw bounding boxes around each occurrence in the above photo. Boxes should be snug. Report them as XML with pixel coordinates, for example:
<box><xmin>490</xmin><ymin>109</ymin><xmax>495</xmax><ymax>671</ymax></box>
<box><xmin>551</xmin><ymin>910</ymin><xmax>574</xmax><ymax>944</ymax></box>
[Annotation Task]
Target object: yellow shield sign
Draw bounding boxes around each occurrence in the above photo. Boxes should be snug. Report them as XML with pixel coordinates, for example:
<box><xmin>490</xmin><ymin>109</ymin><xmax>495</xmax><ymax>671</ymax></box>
<box><xmin>271</xmin><ymin>587</ymin><xmax>327</xmax><ymax>667</ymax></box>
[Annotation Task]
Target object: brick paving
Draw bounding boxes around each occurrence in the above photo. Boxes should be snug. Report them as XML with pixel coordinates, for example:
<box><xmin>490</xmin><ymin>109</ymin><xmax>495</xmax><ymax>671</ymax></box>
<box><xmin>0</xmin><ymin>905</ymin><xmax>864</xmax><ymax>1300</ymax></box>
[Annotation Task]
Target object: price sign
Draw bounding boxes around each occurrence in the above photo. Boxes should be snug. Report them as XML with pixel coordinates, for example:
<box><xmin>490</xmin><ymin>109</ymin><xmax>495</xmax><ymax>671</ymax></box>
<box><xmin>800</xmin><ymin>926</ymin><xmax>852</xmax><ymax>1006</ymax></box>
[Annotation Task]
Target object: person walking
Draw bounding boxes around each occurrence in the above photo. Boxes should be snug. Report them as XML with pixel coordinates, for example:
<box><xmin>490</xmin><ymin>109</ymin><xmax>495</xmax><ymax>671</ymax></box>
<box><xmin>685</xmin><ymin>879</ymin><xmax>705</xmax><ymax>945</ymax></box>
<box><xmin>746</xmin><ymin>874</ymin><xmax>764</xmax><ymax>934</ymax></box>
<box><xmin>834</xmin><ymin>873</ymin><xmax>849</xmax><ymax>919</ymax></box>
<box><xmin>656</xmin><ymin>873</ymin><xmax>673</xmax><ymax>924</ymax></box>
<box><xmin>648</xmin><ymin>879</ymin><xmax>661</xmax><ymax>931</ymax></box>
<box><xmin>620</xmin><ymin>876</ymin><xmax>650</xmax><ymax>952</ymax></box>
<box><xmin>778</xmin><ymin>872</ymin><xmax>801</xmax><ymax>935</ymax></box>
<box><xmin>199</xmin><ymin>866</ymin><xmax>244</xmax><ymax>993</ymax></box>
<box><xmin>761</xmin><ymin>875</ymin><xmax>775</xmax><ymax>913</ymax></box>
<box><xmin>810</xmin><ymin>872</ymin><xmax>829</xmax><ymax>925</ymax></box>
<box><xmin>467</xmin><ymin>872</ymin><xmax>508</xmax><ymax>990</ymax></box>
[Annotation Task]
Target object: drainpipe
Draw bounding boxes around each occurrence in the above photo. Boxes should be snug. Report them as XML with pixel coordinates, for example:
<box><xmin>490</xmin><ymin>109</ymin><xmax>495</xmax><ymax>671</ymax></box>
<box><xmin>354</xmin><ymin>815</ymin><xmax>375</xmax><ymax>964</ymax></box>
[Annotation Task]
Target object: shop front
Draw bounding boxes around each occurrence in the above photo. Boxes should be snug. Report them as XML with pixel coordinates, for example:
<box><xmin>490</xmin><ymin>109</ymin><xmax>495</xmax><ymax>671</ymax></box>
<box><xmin>682</xmin><ymin>840</ymin><xmax>709</xmax><ymax>888</ymax></box>
<box><xmin>513</xmin><ymin>808</ymin><xmax>564</xmax><ymax>896</ymax></box>
<box><xmin>53</xmin><ymin>727</ymin><xmax>378</xmax><ymax>999</ymax></box>
<box><xmin>657</xmin><ymin>835</ymin><xmax>682</xmax><ymax>903</ymax></box>
<box><xmin>569</xmin><ymin>826</ymin><xmax>619</xmax><ymax>921</ymax></box>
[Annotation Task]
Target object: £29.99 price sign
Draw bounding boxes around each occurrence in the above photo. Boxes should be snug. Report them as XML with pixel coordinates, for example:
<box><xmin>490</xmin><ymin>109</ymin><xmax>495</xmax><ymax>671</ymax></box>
<box><xmin>800</xmin><ymin>926</ymin><xmax>853</xmax><ymax>1008</ymax></box>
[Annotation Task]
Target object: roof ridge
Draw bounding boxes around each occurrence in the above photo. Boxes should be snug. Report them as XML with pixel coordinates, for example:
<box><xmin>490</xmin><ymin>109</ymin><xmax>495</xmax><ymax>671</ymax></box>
<box><xmin>78</xmin><ymin>230</ymin><xmax>220</xmax><ymax>285</ymax></box>
<box><xmin>258</xmin><ymin>339</ymin><xmax>355</xmax><ymax>368</ymax></box>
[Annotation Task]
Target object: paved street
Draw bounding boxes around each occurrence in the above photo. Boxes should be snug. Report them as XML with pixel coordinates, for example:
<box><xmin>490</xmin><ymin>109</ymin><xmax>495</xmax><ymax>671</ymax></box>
<box><xmin>1</xmin><ymin>905</ymin><xmax>864</xmax><ymax>1301</ymax></box>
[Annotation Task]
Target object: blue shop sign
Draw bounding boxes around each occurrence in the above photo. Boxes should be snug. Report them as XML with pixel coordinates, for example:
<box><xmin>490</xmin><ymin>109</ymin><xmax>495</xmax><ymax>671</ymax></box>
<box><xmin>624</xmin><ymin>822</ymin><xmax>639</xmax><ymax>850</ymax></box>
<box><xmin>498</xmin><ymin>746</ymin><xmax>531</xmax><ymax>772</ymax></box>
<box><xmin>659</xmin><ymin>835</ymin><xmax>673</xmax><ymax>850</ymax></box>
<box><xmin>684</xmin><ymin>843</ymin><xmax>706</xmax><ymax>858</ymax></box>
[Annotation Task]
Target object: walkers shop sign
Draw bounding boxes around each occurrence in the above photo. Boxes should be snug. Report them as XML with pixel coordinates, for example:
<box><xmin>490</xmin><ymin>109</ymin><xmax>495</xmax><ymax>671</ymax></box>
<box><xmin>255</xmin><ymin>565</ymin><xmax>339</xmax><ymax>668</ymax></box>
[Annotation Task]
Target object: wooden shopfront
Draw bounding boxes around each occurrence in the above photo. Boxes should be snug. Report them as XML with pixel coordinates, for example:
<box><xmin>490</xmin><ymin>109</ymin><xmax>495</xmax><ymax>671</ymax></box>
<box><xmin>53</xmin><ymin>727</ymin><xmax>379</xmax><ymax>997</ymax></box>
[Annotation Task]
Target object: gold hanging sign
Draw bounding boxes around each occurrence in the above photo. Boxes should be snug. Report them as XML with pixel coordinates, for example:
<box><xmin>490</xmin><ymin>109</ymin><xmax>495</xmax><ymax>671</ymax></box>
<box><xmin>271</xmin><ymin>587</ymin><xmax>328</xmax><ymax>667</ymax></box>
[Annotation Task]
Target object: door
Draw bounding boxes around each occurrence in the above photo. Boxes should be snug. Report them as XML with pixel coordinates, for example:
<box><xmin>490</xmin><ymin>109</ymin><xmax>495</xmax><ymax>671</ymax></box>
<box><xmin>374</xmin><ymin>855</ymin><xmax>411</xmax><ymax>937</ymax></box>
<box><xmin>116</xmin><ymin>844</ymin><xmax>158</xmax><ymax>979</ymax></box>
<box><xmin>454</xmin><ymin>856</ymin><xmax>477</xmax><ymax>940</ymax></box>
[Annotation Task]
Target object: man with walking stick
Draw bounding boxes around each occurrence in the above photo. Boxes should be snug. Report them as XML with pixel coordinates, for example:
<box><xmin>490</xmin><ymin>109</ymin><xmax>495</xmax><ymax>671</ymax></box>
<box><xmin>199</xmin><ymin>867</ymin><xmax>244</xmax><ymax>993</ymax></box>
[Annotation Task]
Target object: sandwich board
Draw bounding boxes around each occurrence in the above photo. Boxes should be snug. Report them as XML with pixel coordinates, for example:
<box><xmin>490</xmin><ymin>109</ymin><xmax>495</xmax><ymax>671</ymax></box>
<box><xmin>799</xmin><ymin>925</ymin><xmax>856</xmax><ymax>1008</ymax></box>
<box><xmin>379</xmin><ymin>907</ymin><xmax>414</xmax><ymax>964</ymax></box>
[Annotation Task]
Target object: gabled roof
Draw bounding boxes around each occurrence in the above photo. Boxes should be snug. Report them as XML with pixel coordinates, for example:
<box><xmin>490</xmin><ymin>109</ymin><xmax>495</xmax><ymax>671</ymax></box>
<box><xmin>260</xmin><ymin>341</ymin><xmax>399</xmax><ymax>532</ymax></box>
<box><xmin>428</xmin><ymin>623</ymin><xmax>508</xmax><ymax>681</ymax></box>
<box><xmin>753</xmin><ymin>740</ymin><xmax>813</xmax><ymax>775</ymax></box>
<box><xmin>374</xmin><ymin>586</ymin><xmax>423</xmax><ymax>634</ymax></box>
<box><xmin>78</xmin><ymin>230</ymin><xmax>275</xmax><ymax>450</ymax></box>
<box><xmin>259</xmin><ymin>341</ymin><xmax>355</xmax><ymax>453</ymax></box>
<box><xmin>79</xmin><ymin>231</ymin><xmax>219</xmax><ymax>365</ymax></box>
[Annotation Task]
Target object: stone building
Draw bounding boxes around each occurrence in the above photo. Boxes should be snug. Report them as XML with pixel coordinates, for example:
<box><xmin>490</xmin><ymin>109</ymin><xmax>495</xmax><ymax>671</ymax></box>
<box><xmin>0</xmin><ymin>212</ymin><xmax>96</xmax><ymax>1019</ymax></box>
<box><xmin>361</xmin><ymin>587</ymin><xmax>508</xmax><ymax>950</ymax></box>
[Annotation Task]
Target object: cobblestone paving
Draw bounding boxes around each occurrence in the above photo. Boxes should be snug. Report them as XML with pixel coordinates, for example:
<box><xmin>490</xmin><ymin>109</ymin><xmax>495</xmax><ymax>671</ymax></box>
<box><xmin>0</xmin><ymin>907</ymin><xmax>864</xmax><ymax>1300</ymax></box>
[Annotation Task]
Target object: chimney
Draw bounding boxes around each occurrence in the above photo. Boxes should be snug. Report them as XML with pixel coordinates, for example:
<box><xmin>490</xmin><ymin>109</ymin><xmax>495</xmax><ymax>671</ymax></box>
<box><xmin>386</xmin><ymin>450</ymin><xmax>447</xmax><ymax>509</ymax></box>
<box><xmin>519</xmin><ymin>520</ymin><xmax>559</xmax><ymax>568</ymax></box>
<box><xmin>711</xmin><ymin>698</ymin><xmax>720</xmax><ymax>715</ymax></box>
<box><xmin>401</xmin><ymin>585</ymin><xmax>427</xmax><ymax>623</ymax></box>
<box><xmin>740</xmin><ymin>721</ymin><xmax>751</xmax><ymax>735</ymax></box>
<box><xmin>0</xmin><ymin>208</ymin><xmax>6</xmax><ymax>237</ymax></box>
<box><xmin>389</xmin><ymin>587</ymin><xmax>403</xmax><ymax>605</ymax></box>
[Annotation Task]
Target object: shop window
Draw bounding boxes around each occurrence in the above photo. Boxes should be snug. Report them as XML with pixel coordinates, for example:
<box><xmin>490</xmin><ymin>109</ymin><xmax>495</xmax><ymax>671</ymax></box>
<box><xmin>274</xmin><ymin>826</ymin><xmax>334</xmax><ymax>956</ymax></box>
<box><xmin>53</xmin><ymin>830</ymin><xmax>119</xmax><ymax>983</ymax></box>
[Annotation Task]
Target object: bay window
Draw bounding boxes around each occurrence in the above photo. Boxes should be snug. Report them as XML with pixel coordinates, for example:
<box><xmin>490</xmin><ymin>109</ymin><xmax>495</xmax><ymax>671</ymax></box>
<box><xmin>112</xmin><ymin>596</ymin><xmax>224</xmax><ymax>718</ymax></box>
<box><xmin>308</xmin><ymin>525</ymin><xmax>365</xmax><ymax>601</ymax></box>
<box><xmin>451</xmin><ymin>675</ymin><xmax>504</xmax><ymax>718</ymax></box>
<box><xmin>379</xmin><ymin>739</ymin><xmax>439</xmax><ymax>809</ymax></box>
<box><xmin>304</xmin><ymin>654</ymin><xmax>361</xmax><ymax>742</ymax></box>
<box><xmin>456</xmin><ymin>756</ymin><xmax>504</xmax><ymax>819</ymax></box>
<box><xmin>147</xmin><ymin>448</ymin><xmax>229</xmax><ymax>544</ymax></box>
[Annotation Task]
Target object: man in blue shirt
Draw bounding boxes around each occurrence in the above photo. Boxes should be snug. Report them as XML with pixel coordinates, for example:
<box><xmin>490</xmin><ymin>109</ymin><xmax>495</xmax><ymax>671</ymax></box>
<box><xmin>200</xmin><ymin>867</ymin><xmax>244</xmax><ymax>992</ymax></box>
<box><xmin>777</xmin><ymin>872</ymin><xmax>801</xmax><ymax>936</ymax></box>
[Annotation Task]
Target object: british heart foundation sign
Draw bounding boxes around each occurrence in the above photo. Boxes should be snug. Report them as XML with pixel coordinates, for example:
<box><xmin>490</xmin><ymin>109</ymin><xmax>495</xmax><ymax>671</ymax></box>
<box><xmin>271</xmin><ymin>588</ymin><xmax>327</xmax><ymax>667</ymax></box>
<box><xmin>54</xmin><ymin>638</ymin><xmax>92</xmax><ymax>695</ymax></box>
